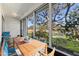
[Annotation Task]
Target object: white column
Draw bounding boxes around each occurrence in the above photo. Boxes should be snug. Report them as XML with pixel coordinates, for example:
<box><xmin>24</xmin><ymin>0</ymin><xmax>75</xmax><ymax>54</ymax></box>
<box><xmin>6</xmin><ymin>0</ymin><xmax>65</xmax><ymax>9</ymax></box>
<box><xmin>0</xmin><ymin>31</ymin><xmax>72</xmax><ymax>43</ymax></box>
<box><xmin>0</xmin><ymin>4</ymin><xmax>2</xmax><ymax>47</ymax></box>
<box><xmin>48</xmin><ymin>3</ymin><xmax>52</xmax><ymax>47</ymax></box>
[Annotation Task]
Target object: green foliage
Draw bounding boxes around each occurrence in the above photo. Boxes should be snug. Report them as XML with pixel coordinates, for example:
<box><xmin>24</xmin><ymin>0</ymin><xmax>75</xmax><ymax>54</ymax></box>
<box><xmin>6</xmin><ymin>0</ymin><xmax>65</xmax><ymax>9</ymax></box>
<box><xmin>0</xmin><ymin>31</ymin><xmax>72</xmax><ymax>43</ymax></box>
<box><xmin>52</xmin><ymin>37</ymin><xmax>79</xmax><ymax>52</ymax></box>
<box><xmin>35</xmin><ymin>31</ymin><xmax>48</xmax><ymax>39</ymax></box>
<box><xmin>35</xmin><ymin>31</ymin><xmax>40</xmax><ymax>38</ymax></box>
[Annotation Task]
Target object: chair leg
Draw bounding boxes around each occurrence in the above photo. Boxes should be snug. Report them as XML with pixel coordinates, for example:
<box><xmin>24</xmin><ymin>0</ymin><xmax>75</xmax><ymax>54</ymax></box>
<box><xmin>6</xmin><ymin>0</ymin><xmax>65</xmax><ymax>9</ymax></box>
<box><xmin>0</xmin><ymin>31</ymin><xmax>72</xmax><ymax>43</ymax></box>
<box><xmin>0</xmin><ymin>48</ymin><xmax>1</xmax><ymax>56</ymax></box>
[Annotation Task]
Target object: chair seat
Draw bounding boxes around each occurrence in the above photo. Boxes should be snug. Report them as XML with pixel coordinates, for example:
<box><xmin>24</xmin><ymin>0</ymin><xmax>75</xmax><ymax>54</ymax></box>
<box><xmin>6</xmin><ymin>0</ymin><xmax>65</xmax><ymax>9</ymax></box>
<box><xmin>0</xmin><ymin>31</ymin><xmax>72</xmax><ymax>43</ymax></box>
<box><xmin>8</xmin><ymin>48</ymin><xmax>16</xmax><ymax>55</ymax></box>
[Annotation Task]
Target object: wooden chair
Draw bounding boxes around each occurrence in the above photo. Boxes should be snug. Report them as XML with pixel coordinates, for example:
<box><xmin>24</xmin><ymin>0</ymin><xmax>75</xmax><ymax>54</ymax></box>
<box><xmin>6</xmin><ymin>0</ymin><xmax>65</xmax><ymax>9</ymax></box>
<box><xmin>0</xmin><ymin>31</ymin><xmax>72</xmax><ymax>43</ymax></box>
<box><xmin>39</xmin><ymin>47</ymin><xmax>55</xmax><ymax>56</ymax></box>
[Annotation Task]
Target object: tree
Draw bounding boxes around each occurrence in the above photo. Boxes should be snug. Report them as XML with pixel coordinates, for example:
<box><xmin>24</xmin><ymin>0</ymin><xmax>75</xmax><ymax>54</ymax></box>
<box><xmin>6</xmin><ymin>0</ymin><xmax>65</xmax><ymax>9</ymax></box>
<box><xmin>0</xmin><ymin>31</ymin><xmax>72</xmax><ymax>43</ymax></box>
<box><xmin>67</xmin><ymin>6</ymin><xmax>79</xmax><ymax>40</ymax></box>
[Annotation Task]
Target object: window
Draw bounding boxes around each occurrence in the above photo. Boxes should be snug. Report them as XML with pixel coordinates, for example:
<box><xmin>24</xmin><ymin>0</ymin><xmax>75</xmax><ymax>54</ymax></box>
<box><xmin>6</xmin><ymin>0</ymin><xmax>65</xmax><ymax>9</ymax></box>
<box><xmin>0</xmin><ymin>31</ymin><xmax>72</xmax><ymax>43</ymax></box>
<box><xmin>27</xmin><ymin>14</ymin><xmax>34</xmax><ymax>38</ymax></box>
<box><xmin>51</xmin><ymin>3</ymin><xmax>79</xmax><ymax>55</ymax></box>
<box><xmin>21</xmin><ymin>19</ymin><xmax>25</xmax><ymax>36</ymax></box>
<box><xmin>35</xmin><ymin>4</ymin><xmax>49</xmax><ymax>43</ymax></box>
<box><xmin>20</xmin><ymin>20</ymin><xmax>22</xmax><ymax>35</ymax></box>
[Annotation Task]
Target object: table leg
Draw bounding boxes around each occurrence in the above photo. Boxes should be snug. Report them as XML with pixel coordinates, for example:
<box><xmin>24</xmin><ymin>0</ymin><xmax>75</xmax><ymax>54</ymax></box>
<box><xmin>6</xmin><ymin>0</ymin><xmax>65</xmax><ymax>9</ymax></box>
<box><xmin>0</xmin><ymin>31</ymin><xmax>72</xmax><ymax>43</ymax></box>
<box><xmin>45</xmin><ymin>45</ymin><xmax>47</xmax><ymax>55</ymax></box>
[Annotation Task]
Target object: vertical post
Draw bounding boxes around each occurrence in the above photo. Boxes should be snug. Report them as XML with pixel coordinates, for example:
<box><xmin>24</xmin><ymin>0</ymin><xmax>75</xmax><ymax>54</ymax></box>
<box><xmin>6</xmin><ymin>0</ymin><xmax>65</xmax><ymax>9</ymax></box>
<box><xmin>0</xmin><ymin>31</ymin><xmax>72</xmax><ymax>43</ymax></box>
<box><xmin>33</xmin><ymin>12</ymin><xmax>36</xmax><ymax>38</ymax></box>
<box><xmin>22</xmin><ymin>20</ymin><xmax>24</xmax><ymax>36</ymax></box>
<box><xmin>23</xmin><ymin>19</ymin><xmax>26</xmax><ymax>37</ymax></box>
<box><xmin>48</xmin><ymin>3</ymin><xmax>52</xmax><ymax>47</ymax></box>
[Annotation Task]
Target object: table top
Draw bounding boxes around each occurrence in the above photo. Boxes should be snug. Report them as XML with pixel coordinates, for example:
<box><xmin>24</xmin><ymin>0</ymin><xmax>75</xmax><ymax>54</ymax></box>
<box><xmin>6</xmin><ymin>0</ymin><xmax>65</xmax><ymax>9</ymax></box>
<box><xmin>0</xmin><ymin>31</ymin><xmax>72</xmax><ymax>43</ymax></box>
<box><xmin>18</xmin><ymin>40</ymin><xmax>47</xmax><ymax>56</ymax></box>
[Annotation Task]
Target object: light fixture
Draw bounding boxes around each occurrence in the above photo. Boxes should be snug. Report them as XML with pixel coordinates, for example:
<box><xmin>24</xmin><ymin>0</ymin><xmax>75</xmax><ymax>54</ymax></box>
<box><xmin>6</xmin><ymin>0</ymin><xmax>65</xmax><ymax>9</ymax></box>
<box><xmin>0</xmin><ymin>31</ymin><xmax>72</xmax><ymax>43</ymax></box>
<box><xmin>12</xmin><ymin>12</ymin><xmax>18</xmax><ymax>17</ymax></box>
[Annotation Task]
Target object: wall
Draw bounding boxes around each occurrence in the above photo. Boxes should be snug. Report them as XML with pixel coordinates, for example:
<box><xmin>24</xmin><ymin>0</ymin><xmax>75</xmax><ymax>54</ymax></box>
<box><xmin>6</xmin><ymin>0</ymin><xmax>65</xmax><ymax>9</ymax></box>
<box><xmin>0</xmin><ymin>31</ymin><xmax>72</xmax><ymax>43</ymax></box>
<box><xmin>0</xmin><ymin>4</ymin><xmax>2</xmax><ymax>47</ymax></box>
<box><xmin>3</xmin><ymin>17</ymin><xmax>20</xmax><ymax>37</ymax></box>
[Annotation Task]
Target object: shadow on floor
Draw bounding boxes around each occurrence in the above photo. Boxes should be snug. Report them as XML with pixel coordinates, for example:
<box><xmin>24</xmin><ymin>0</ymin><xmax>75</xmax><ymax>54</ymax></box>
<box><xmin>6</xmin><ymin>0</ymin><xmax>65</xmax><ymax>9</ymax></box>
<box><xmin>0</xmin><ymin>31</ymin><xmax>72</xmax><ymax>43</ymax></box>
<box><xmin>47</xmin><ymin>47</ymin><xmax>66</xmax><ymax>56</ymax></box>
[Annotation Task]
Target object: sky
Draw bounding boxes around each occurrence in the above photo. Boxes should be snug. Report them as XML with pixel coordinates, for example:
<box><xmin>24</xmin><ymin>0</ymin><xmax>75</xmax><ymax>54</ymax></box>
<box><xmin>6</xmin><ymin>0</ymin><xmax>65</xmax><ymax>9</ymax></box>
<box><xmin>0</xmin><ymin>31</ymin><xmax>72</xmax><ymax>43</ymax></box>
<box><xmin>28</xmin><ymin>3</ymin><xmax>79</xmax><ymax>28</ymax></box>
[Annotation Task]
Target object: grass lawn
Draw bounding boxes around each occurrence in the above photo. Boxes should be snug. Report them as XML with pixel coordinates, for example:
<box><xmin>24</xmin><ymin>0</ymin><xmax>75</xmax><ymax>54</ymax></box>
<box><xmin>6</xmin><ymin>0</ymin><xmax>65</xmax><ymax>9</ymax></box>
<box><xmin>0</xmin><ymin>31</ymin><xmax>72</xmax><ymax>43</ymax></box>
<box><xmin>52</xmin><ymin>36</ymin><xmax>79</xmax><ymax>53</ymax></box>
<box><xmin>65</xmin><ymin>41</ymin><xmax>79</xmax><ymax>52</ymax></box>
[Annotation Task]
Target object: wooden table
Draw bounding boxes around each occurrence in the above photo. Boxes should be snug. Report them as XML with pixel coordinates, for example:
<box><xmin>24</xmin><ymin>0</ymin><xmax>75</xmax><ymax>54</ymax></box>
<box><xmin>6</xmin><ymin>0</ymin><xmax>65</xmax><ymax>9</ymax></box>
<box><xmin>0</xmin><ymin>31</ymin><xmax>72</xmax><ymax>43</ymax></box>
<box><xmin>18</xmin><ymin>40</ymin><xmax>47</xmax><ymax>56</ymax></box>
<box><xmin>14</xmin><ymin>37</ymin><xmax>26</xmax><ymax>48</ymax></box>
<box><xmin>14</xmin><ymin>37</ymin><xmax>25</xmax><ymax>45</ymax></box>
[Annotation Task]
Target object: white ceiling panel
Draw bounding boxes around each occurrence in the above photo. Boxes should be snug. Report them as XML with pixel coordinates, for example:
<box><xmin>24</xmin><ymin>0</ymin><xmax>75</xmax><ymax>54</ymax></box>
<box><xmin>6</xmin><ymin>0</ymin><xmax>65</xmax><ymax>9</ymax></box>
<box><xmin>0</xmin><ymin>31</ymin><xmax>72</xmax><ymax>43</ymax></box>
<box><xmin>1</xmin><ymin>3</ymin><xmax>42</xmax><ymax>20</ymax></box>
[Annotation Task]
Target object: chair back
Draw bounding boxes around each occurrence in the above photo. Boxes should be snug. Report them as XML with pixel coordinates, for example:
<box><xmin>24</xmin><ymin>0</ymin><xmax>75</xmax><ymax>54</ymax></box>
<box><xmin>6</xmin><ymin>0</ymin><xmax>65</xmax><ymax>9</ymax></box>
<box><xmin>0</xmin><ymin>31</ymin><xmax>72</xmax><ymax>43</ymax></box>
<box><xmin>48</xmin><ymin>47</ymin><xmax>55</xmax><ymax>56</ymax></box>
<box><xmin>39</xmin><ymin>47</ymin><xmax>55</xmax><ymax>56</ymax></box>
